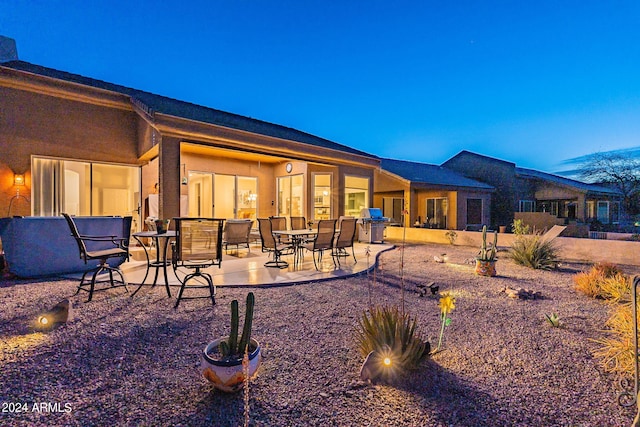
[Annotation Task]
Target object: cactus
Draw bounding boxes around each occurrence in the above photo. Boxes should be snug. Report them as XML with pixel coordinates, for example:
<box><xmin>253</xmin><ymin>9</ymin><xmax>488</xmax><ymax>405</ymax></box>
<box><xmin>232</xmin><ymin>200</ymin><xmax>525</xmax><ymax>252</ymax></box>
<box><xmin>228</xmin><ymin>299</ymin><xmax>239</xmax><ymax>355</ymax></box>
<box><xmin>238</xmin><ymin>292</ymin><xmax>255</xmax><ymax>355</ymax></box>
<box><xmin>219</xmin><ymin>292</ymin><xmax>255</xmax><ymax>358</ymax></box>
<box><xmin>478</xmin><ymin>225</ymin><xmax>498</xmax><ymax>261</ymax></box>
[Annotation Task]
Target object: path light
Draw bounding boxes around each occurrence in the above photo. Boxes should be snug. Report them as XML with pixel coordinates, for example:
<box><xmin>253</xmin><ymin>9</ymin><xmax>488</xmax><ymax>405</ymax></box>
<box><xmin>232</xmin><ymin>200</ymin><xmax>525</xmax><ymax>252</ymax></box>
<box><xmin>359</xmin><ymin>345</ymin><xmax>396</xmax><ymax>382</ymax></box>
<box><xmin>36</xmin><ymin>299</ymin><xmax>72</xmax><ymax>330</ymax></box>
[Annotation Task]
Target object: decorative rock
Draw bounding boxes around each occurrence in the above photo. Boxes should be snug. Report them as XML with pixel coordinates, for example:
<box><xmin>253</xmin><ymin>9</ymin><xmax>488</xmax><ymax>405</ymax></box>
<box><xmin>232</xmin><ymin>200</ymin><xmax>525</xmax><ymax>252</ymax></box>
<box><xmin>502</xmin><ymin>287</ymin><xmax>543</xmax><ymax>300</ymax></box>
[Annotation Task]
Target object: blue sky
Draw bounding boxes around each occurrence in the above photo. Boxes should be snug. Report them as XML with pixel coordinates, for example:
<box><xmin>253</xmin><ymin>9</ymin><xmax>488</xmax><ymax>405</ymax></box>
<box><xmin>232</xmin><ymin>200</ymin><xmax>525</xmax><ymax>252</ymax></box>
<box><xmin>2</xmin><ymin>1</ymin><xmax>639</xmax><ymax>173</ymax></box>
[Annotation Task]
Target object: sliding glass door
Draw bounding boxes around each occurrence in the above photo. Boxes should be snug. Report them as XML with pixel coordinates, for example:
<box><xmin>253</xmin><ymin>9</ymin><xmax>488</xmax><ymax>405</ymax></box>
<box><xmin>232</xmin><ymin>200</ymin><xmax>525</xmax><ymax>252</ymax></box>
<box><xmin>32</xmin><ymin>157</ymin><xmax>140</xmax><ymax>227</ymax></box>
<box><xmin>189</xmin><ymin>172</ymin><xmax>257</xmax><ymax>220</ymax></box>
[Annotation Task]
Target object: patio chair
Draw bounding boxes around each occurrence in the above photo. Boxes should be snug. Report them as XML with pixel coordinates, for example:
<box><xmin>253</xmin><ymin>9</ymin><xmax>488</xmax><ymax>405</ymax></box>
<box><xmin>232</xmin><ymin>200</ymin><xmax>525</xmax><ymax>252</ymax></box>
<box><xmin>62</xmin><ymin>213</ymin><xmax>131</xmax><ymax>302</ymax></box>
<box><xmin>171</xmin><ymin>217</ymin><xmax>224</xmax><ymax>308</ymax></box>
<box><xmin>270</xmin><ymin>216</ymin><xmax>289</xmax><ymax>244</ymax></box>
<box><xmin>290</xmin><ymin>216</ymin><xmax>306</xmax><ymax>230</ymax></box>
<box><xmin>258</xmin><ymin>218</ymin><xmax>291</xmax><ymax>269</ymax></box>
<box><xmin>303</xmin><ymin>219</ymin><xmax>337</xmax><ymax>270</ymax></box>
<box><xmin>223</xmin><ymin>220</ymin><xmax>252</xmax><ymax>254</ymax></box>
<box><xmin>333</xmin><ymin>217</ymin><xmax>358</xmax><ymax>265</ymax></box>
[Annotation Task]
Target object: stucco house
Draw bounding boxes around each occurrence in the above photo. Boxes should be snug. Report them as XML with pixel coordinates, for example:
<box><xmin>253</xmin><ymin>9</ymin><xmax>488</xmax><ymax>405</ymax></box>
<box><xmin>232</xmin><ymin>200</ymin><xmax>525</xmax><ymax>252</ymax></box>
<box><xmin>0</xmin><ymin>37</ymin><xmax>379</xmax><ymax>229</ymax></box>
<box><xmin>374</xmin><ymin>158</ymin><xmax>494</xmax><ymax>230</ymax></box>
<box><xmin>442</xmin><ymin>151</ymin><xmax>624</xmax><ymax>229</ymax></box>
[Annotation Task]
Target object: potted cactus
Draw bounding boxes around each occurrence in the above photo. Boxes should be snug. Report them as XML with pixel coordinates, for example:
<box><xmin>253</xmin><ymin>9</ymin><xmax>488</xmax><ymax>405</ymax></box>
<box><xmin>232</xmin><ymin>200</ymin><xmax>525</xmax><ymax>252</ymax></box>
<box><xmin>201</xmin><ymin>292</ymin><xmax>262</xmax><ymax>392</ymax></box>
<box><xmin>475</xmin><ymin>225</ymin><xmax>498</xmax><ymax>276</ymax></box>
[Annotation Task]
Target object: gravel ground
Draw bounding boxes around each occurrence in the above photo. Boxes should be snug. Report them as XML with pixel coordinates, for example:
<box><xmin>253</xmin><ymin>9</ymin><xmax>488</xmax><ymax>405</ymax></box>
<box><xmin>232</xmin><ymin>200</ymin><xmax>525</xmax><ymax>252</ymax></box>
<box><xmin>1</xmin><ymin>243</ymin><xmax>638</xmax><ymax>427</ymax></box>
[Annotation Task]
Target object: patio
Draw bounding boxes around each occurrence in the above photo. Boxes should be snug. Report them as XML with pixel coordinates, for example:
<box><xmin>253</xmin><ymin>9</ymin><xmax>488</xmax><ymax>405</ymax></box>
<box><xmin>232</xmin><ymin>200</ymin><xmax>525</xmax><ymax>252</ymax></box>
<box><xmin>122</xmin><ymin>241</ymin><xmax>393</xmax><ymax>289</ymax></box>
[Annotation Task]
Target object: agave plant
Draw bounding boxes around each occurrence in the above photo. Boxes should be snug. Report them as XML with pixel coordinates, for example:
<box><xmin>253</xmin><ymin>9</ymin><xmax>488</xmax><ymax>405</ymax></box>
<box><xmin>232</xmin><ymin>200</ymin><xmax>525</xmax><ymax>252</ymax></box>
<box><xmin>354</xmin><ymin>305</ymin><xmax>429</xmax><ymax>379</ymax></box>
<box><xmin>508</xmin><ymin>234</ymin><xmax>558</xmax><ymax>270</ymax></box>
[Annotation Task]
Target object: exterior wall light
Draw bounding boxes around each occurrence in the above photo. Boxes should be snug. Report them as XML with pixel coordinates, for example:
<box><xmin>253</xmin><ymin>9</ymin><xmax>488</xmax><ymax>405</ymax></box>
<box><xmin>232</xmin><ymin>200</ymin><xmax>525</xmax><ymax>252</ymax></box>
<box><xmin>14</xmin><ymin>173</ymin><xmax>25</xmax><ymax>186</ymax></box>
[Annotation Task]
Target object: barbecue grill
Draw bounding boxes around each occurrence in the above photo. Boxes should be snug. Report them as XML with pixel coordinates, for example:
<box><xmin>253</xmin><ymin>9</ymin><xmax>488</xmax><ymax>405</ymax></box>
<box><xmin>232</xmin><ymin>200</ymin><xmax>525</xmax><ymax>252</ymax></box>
<box><xmin>358</xmin><ymin>208</ymin><xmax>389</xmax><ymax>243</ymax></box>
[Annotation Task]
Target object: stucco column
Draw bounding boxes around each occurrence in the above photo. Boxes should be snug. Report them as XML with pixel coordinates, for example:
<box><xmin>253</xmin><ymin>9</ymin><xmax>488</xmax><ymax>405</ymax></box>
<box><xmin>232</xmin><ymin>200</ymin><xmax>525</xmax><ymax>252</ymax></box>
<box><xmin>406</xmin><ymin>188</ymin><xmax>416</xmax><ymax>227</ymax></box>
<box><xmin>158</xmin><ymin>136</ymin><xmax>181</xmax><ymax>220</ymax></box>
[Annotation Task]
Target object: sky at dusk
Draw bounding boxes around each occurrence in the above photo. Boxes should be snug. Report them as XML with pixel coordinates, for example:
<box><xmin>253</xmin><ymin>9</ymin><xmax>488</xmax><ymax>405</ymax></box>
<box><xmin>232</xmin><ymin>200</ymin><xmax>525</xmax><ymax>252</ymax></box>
<box><xmin>2</xmin><ymin>1</ymin><xmax>639</xmax><ymax>173</ymax></box>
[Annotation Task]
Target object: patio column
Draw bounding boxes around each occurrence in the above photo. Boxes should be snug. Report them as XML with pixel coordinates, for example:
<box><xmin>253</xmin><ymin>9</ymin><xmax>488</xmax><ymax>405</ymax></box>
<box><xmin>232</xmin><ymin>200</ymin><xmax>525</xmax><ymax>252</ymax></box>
<box><xmin>158</xmin><ymin>136</ymin><xmax>181</xmax><ymax>220</ymax></box>
<box><xmin>406</xmin><ymin>187</ymin><xmax>415</xmax><ymax>227</ymax></box>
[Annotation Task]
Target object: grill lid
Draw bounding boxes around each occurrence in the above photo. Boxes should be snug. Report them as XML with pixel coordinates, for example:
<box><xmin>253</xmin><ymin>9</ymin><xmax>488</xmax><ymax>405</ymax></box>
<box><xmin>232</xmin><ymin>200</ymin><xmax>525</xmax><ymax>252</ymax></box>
<box><xmin>359</xmin><ymin>208</ymin><xmax>389</xmax><ymax>222</ymax></box>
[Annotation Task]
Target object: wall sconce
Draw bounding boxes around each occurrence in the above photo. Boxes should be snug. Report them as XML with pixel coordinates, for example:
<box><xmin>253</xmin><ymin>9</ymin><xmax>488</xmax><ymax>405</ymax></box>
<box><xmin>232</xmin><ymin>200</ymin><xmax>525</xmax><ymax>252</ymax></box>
<box><xmin>181</xmin><ymin>164</ymin><xmax>188</xmax><ymax>185</ymax></box>
<box><xmin>8</xmin><ymin>172</ymin><xmax>30</xmax><ymax>216</ymax></box>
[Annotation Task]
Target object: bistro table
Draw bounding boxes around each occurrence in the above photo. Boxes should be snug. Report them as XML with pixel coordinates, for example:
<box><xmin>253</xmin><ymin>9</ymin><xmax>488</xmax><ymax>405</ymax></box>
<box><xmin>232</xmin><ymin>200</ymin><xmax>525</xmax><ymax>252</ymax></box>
<box><xmin>130</xmin><ymin>230</ymin><xmax>176</xmax><ymax>297</ymax></box>
<box><xmin>272</xmin><ymin>229</ymin><xmax>317</xmax><ymax>268</ymax></box>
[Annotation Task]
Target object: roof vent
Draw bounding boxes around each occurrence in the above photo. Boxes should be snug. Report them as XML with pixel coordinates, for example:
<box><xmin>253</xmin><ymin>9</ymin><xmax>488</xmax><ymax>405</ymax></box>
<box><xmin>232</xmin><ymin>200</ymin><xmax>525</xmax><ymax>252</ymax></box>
<box><xmin>0</xmin><ymin>36</ymin><xmax>18</xmax><ymax>63</ymax></box>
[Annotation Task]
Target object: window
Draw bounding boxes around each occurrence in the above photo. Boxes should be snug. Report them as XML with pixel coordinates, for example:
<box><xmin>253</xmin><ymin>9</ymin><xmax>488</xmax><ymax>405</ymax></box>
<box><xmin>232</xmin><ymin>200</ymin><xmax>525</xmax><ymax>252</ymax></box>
<box><xmin>611</xmin><ymin>201</ymin><xmax>620</xmax><ymax>224</ymax></box>
<box><xmin>587</xmin><ymin>201</ymin><xmax>596</xmax><ymax>220</ymax></box>
<box><xmin>426</xmin><ymin>198</ymin><xmax>448</xmax><ymax>229</ymax></box>
<box><xmin>519</xmin><ymin>200</ymin><xmax>535</xmax><ymax>212</ymax></box>
<box><xmin>32</xmin><ymin>157</ymin><xmax>140</xmax><ymax>224</ymax></box>
<box><xmin>597</xmin><ymin>201</ymin><xmax>609</xmax><ymax>224</ymax></box>
<box><xmin>277</xmin><ymin>174</ymin><xmax>304</xmax><ymax>217</ymax></box>
<box><xmin>537</xmin><ymin>201</ymin><xmax>559</xmax><ymax>216</ymax></box>
<box><xmin>466</xmin><ymin>198</ymin><xmax>482</xmax><ymax>225</ymax></box>
<box><xmin>312</xmin><ymin>173</ymin><xmax>331</xmax><ymax>220</ymax></box>
<box><xmin>344</xmin><ymin>176</ymin><xmax>369</xmax><ymax>217</ymax></box>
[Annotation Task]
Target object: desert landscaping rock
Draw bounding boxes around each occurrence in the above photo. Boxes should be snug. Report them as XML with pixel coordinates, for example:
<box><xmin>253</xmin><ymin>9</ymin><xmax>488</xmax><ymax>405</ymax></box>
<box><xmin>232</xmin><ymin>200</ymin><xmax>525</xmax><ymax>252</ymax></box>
<box><xmin>1</xmin><ymin>243</ymin><xmax>638</xmax><ymax>426</ymax></box>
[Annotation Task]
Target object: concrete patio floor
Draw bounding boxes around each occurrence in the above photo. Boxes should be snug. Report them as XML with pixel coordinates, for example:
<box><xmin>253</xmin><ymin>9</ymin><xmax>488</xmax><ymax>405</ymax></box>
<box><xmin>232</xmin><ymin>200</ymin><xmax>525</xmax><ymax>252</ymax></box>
<box><xmin>121</xmin><ymin>242</ymin><xmax>394</xmax><ymax>289</ymax></box>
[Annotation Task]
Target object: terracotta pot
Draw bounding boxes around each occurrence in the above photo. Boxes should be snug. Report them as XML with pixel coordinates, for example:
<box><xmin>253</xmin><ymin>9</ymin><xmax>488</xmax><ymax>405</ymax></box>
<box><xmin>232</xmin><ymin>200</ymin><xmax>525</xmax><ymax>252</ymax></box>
<box><xmin>201</xmin><ymin>337</ymin><xmax>261</xmax><ymax>392</ymax></box>
<box><xmin>475</xmin><ymin>259</ymin><xmax>497</xmax><ymax>276</ymax></box>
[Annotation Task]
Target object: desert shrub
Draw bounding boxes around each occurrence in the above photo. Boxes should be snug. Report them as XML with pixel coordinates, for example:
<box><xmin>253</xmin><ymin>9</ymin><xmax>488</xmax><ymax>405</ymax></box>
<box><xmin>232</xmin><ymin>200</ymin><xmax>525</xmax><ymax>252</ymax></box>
<box><xmin>354</xmin><ymin>305</ymin><xmax>428</xmax><ymax>375</ymax></box>
<box><xmin>593</xmin><ymin>262</ymin><xmax>621</xmax><ymax>278</ymax></box>
<box><xmin>574</xmin><ymin>263</ymin><xmax>628</xmax><ymax>301</ymax></box>
<box><xmin>512</xmin><ymin>219</ymin><xmax>531</xmax><ymax>235</ymax></box>
<box><xmin>592</xmin><ymin>302</ymin><xmax>636</xmax><ymax>375</ymax></box>
<box><xmin>508</xmin><ymin>234</ymin><xmax>559</xmax><ymax>270</ymax></box>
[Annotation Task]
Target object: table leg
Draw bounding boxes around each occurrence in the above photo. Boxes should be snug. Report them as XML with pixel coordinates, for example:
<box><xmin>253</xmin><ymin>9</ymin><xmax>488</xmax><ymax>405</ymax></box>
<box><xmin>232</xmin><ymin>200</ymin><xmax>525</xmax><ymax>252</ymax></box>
<box><xmin>131</xmin><ymin>235</ymin><xmax>151</xmax><ymax>297</ymax></box>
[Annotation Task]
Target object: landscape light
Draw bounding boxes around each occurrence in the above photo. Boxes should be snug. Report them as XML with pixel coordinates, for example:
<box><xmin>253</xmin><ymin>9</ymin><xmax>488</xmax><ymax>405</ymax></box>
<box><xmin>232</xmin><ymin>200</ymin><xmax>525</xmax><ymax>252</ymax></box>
<box><xmin>35</xmin><ymin>299</ymin><xmax>71</xmax><ymax>330</ymax></box>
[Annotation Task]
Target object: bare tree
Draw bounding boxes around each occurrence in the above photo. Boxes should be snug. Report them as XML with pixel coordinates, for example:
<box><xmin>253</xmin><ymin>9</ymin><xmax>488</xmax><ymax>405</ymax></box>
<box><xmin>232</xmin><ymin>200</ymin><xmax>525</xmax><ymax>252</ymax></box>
<box><xmin>577</xmin><ymin>151</ymin><xmax>640</xmax><ymax>216</ymax></box>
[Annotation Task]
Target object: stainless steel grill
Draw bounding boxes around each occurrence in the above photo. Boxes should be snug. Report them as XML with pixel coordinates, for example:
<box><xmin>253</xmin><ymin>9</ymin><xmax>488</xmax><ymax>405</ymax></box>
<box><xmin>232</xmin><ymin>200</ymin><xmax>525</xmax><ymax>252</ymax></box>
<box><xmin>358</xmin><ymin>208</ymin><xmax>389</xmax><ymax>243</ymax></box>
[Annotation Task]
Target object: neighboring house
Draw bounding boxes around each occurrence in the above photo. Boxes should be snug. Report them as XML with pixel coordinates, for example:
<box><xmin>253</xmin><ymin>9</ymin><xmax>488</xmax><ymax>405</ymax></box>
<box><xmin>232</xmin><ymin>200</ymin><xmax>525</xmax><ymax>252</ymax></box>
<box><xmin>375</xmin><ymin>158</ymin><xmax>494</xmax><ymax>230</ymax></box>
<box><xmin>442</xmin><ymin>151</ymin><xmax>623</xmax><ymax>229</ymax></box>
<box><xmin>0</xmin><ymin>37</ymin><xmax>379</xmax><ymax>228</ymax></box>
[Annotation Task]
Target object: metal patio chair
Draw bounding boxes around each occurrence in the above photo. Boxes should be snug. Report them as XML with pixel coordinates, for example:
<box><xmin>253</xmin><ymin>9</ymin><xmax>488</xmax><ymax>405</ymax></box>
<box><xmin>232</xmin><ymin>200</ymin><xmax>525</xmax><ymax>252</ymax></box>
<box><xmin>171</xmin><ymin>217</ymin><xmax>224</xmax><ymax>308</ymax></box>
<box><xmin>223</xmin><ymin>220</ymin><xmax>252</xmax><ymax>254</ymax></box>
<box><xmin>258</xmin><ymin>218</ymin><xmax>292</xmax><ymax>269</ymax></box>
<box><xmin>303</xmin><ymin>219</ymin><xmax>337</xmax><ymax>270</ymax></box>
<box><xmin>62</xmin><ymin>213</ymin><xmax>131</xmax><ymax>302</ymax></box>
<box><xmin>333</xmin><ymin>217</ymin><xmax>358</xmax><ymax>265</ymax></box>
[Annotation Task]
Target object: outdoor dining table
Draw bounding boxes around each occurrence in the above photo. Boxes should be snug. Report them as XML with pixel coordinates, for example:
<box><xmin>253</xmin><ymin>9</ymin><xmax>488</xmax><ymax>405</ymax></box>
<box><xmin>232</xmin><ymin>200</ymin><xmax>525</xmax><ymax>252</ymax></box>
<box><xmin>130</xmin><ymin>230</ymin><xmax>176</xmax><ymax>298</ymax></box>
<box><xmin>272</xmin><ymin>229</ymin><xmax>317</xmax><ymax>268</ymax></box>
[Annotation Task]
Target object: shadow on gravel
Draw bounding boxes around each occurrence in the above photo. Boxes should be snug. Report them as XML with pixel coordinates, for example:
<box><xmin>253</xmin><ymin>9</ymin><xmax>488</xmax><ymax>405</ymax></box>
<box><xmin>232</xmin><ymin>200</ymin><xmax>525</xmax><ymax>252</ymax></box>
<box><xmin>393</xmin><ymin>358</ymin><xmax>500</xmax><ymax>427</ymax></box>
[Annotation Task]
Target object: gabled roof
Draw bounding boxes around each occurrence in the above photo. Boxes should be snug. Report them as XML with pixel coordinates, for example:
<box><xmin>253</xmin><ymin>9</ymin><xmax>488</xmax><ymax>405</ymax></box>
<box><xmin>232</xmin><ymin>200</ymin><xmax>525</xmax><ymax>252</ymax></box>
<box><xmin>381</xmin><ymin>158</ymin><xmax>494</xmax><ymax>190</ymax></box>
<box><xmin>1</xmin><ymin>60</ymin><xmax>376</xmax><ymax>159</ymax></box>
<box><xmin>515</xmin><ymin>167</ymin><xmax>623</xmax><ymax>196</ymax></box>
<box><xmin>443</xmin><ymin>150</ymin><xmax>516</xmax><ymax>168</ymax></box>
